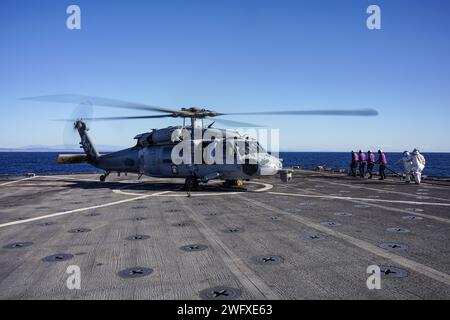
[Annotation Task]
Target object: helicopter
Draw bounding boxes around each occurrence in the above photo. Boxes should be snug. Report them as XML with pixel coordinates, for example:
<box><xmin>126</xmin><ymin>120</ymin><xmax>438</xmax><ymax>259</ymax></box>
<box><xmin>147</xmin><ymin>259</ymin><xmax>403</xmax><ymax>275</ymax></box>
<box><xmin>24</xmin><ymin>94</ymin><xmax>378</xmax><ymax>189</ymax></box>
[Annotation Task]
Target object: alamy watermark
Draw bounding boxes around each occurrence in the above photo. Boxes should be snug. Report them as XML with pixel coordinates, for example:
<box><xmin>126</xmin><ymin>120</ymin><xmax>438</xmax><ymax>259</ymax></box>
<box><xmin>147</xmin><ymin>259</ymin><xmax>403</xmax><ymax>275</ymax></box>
<box><xmin>366</xmin><ymin>265</ymin><xmax>381</xmax><ymax>290</ymax></box>
<box><xmin>169</xmin><ymin>128</ymin><xmax>279</xmax><ymax>165</ymax></box>
<box><xmin>367</xmin><ymin>5</ymin><xmax>381</xmax><ymax>30</ymax></box>
<box><xmin>65</xmin><ymin>5</ymin><xmax>380</xmax><ymax>31</ymax></box>
<box><xmin>66</xmin><ymin>265</ymin><xmax>81</xmax><ymax>290</ymax></box>
<box><xmin>66</xmin><ymin>5</ymin><xmax>81</xmax><ymax>30</ymax></box>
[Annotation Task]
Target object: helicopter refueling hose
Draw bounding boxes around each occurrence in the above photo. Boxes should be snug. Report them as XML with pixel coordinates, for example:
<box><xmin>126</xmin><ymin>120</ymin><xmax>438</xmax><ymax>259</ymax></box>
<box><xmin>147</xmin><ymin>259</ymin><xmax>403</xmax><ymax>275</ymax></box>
<box><xmin>384</xmin><ymin>166</ymin><xmax>403</xmax><ymax>177</ymax></box>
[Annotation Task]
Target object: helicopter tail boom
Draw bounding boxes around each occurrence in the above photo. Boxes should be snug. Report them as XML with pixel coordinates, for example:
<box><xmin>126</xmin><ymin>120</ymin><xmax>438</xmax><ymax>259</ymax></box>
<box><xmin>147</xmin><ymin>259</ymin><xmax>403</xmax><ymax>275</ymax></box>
<box><xmin>56</xmin><ymin>153</ymin><xmax>89</xmax><ymax>164</ymax></box>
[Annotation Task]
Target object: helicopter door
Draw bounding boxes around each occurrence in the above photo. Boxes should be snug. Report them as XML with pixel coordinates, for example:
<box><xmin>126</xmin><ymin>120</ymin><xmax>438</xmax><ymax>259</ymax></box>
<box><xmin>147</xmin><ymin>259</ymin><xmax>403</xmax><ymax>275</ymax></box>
<box><xmin>142</xmin><ymin>146</ymin><xmax>160</xmax><ymax>176</ymax></box>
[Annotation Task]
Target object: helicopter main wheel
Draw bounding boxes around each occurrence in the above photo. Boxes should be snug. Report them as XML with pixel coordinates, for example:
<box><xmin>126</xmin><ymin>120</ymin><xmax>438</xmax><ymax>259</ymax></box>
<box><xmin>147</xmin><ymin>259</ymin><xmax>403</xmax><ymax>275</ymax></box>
<box><xmin>99</xmin><ymin>171</ymin><xmax>110</xmax><ymax>182</ymax></box>
<box><xmin>184</xmin><ymin>176</ymin><xmax>199</xmax><ymax>191</ymax></box>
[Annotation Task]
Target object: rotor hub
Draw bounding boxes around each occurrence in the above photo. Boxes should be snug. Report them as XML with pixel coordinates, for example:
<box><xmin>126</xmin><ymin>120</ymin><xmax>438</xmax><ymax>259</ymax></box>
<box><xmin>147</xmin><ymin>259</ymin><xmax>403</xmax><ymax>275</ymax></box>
<box><xmin>178</xmin><ymin>107</ymin><xmax>221</xmax><ymax>119</ymax></box>
<box><xmin>74</xmin><ymin>120</ymin><xmax>87</xmax><ymax>130</ymax></box>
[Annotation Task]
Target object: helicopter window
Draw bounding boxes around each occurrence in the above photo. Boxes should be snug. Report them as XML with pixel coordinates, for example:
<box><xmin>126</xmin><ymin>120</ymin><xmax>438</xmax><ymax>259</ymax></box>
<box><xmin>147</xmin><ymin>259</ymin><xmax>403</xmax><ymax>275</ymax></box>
<box><xmin>257</xmin><ymin>142</ymin><xmax>266</xmax><ymax>153</ymax></box>
<box><xmin>202</xmin><ymin>141</ymin><xmax>213</xmax><ymax>150</ymax></box>
<box><xmin>234</xmin><ymin>139</ymin><xmax>259</xmax><ymax>156</ymax></box>
<box><xmin>221</xmin><ymin>140</ymin><xmax>236</xmax><ymax>163</ymax></box>
<box><xmin>246</xmin><ymin>140</ymin><xmax>263</xmax><ymax>154</ymax></box>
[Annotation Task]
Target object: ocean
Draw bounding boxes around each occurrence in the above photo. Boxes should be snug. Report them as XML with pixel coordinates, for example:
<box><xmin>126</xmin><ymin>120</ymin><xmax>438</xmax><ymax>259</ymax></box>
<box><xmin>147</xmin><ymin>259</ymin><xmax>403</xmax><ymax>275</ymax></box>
<box><xmin>1</xmin><ymin>152</ymin><xmax>449</xmax><ymax>178</ymax></box>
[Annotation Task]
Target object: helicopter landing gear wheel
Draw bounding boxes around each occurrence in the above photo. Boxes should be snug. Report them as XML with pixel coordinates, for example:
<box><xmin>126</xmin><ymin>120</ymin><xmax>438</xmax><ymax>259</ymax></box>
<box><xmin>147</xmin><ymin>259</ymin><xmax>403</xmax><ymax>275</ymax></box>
<box><xmin>99</xmin><ymin>171</ymin><xmax>110</xmax><ymax>182</ymax></box>
<box><xmin>184</xmin><ymin>176</ymin><xmax>198</xmax><ymax>191</ymax></box>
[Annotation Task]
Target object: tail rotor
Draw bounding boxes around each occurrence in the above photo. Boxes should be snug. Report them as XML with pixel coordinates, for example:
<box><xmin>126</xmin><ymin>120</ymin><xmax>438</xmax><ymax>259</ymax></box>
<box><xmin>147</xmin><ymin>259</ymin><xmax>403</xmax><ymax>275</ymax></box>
<box><xmin>62</xmin><ymin>101</ymin><xmax>93</xmax><ymax>150</ymax></box>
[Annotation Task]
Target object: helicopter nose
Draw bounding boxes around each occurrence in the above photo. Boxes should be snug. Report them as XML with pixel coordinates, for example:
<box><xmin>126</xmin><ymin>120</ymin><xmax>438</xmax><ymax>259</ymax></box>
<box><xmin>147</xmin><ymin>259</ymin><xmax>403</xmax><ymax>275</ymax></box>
<box><xmin>257</xmin><ymin>156</ymin><xmax>282</xmax><ymax>176</ymax></box>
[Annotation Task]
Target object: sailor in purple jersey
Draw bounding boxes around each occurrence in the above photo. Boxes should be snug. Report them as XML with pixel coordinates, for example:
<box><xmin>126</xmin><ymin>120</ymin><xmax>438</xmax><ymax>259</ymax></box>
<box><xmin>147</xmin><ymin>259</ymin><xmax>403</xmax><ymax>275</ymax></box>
<box><xmin>358</xmin><ymin>150</ymin><xmax>367</xmax><ymax>178</ymax></box>
<box><xmin>350</xmin><ymin>151</ymin><xmax>359</xmax><ymax>177</ymax></box>
<box><xmin>377</xmin><ymin>149</ymin><xmax>388</xmax><ymax>180</ymax></box>
<box><xmin>367</xmin><ymin>150</ymin><xmax>376</xmax><ymax>179</ymax></box>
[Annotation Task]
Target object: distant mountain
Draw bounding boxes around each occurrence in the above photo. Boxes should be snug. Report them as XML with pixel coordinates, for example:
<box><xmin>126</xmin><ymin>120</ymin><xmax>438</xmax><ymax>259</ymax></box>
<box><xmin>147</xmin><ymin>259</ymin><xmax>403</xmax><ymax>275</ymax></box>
<box><xmin>0</xmin><ymin>144</ymin><xmax>126</xmax><ymax>152</ymax></box>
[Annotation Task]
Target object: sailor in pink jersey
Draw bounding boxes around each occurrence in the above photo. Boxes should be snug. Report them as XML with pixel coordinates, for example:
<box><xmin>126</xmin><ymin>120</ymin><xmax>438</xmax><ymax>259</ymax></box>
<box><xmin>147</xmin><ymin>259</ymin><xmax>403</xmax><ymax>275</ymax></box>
<box><xmin>350</xmin><ymin>151</ymin><xmax>359</xmax><ymax>177</ymax></box>
<box><xmin>377</xmin><ymin>149</ymin><xmax>388</xmax><ymax>180</ymax></box>
<box><xmin>358</xmin><ymin>150</ymin><xmax>367</xmax><ymax>178</ymax></box>
<box><xmin>367</xmin><ymin>150</ymin><xmax>376</xmax><ymax>179</ymax></box>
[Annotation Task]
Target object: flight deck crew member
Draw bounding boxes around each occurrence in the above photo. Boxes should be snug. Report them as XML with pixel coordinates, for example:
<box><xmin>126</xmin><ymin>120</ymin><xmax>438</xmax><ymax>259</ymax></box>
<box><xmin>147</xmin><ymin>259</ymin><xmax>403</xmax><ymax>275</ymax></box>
<box><xmin>358</xmin><ymin>150</ymin><xmax>367</xmax><ymax>178</ymax></box>
<box><xmin>411</xmin><ymin>148</ymin><xmax>426</xmax><ymax>184</ymax></box>
<box><xmin>367</xmin><ymin>150</ymin><xmax>375</xmax><ymax>179</ymax></box>
<box><xmin>377</xmin><ymin>149</ymin><xmax>387</xmax><ymax>180</ymax></box>
<box><xmin>350</xmin><ymin>151</ymin><xmax>359</xmax><ymax>177</ymax></box>
<box><xmin>396</xmin><ymin>151</ymin><xmax>413</xmax><ymax>183</ymax></box>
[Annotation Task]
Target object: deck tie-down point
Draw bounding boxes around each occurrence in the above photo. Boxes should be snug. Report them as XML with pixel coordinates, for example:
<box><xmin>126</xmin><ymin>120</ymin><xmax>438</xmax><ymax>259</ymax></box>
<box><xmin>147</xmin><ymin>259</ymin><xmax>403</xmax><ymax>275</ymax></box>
<box><xmin>3</xmin><ymin>242</ymin><xmax>33</xmax><ymax>249</ymax></box>
<box><xmin>118</xmin><ymin>267</ymin><xmax>153</xmax><ymax>279</ymax></box>
<box><xmin>199</xmin><ymin>286</ymin><xmax>241</xmax><ymax>300</ymax></box>
<box><xmin>253</xmin><ymin>255</ymin><xmax>284</xmax><ymax>265</ymax></box>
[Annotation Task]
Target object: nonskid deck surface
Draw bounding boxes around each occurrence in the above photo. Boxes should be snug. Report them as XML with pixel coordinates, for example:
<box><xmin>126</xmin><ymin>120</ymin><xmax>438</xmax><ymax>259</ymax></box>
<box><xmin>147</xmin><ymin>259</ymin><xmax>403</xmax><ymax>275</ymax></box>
<box><xmin>0</xmin><ymin>171</ymin><xmax>449</xmax><ymax>299</ymax></box>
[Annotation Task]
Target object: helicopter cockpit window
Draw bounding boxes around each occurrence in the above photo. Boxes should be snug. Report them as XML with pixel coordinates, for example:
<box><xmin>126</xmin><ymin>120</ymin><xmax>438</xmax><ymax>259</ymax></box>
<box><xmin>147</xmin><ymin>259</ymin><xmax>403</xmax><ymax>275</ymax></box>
<box><xmin>202</xmin><ymin>141</ymin><xmax>213</xmax><ymax>149</ymax></box>
<box><xmin>256</xmin><ymin>142</ymin><xmax>266</xmax><ymax>153</ymax></box>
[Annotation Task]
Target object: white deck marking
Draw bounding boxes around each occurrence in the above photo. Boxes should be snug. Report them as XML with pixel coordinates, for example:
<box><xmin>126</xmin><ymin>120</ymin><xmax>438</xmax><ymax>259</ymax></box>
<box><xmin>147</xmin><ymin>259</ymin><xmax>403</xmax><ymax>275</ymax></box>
<box><xmin>270</xmin><ymin>191</ymin><xmax>450</xmax><ymax>207</ymax></box>
<box><xmin>0</xmin><ymin>176</ymin><xmax>37</xmax><ymax>186</ymax></box>
<box><xmin>308</xmin><ymin>178</ymin><xmax>450</xmax><ymax>202</ymax></box>
<box><xmin>246</xmin><ymin>196</ymin><xmax>450</xmax><ymax>287</ymax></box>
<box><xmin>35</xmin><ymin>175</ymin><xmax>274</xmax><ymax>193</ymax></box>
<box><xmin>112</xmin><ymin>181</ymin><xmax>273</xmax><ymax>197</ymax></box>
<box><xmin>179</xmin><ymin>200</ymin><xmax>280</xmax><ymax>300</ymax></box>
<box><xmin>252</xmin><ymin>182</ymin><xmax>274</xmax><ymax>192</ymax></box>
<box><xmin>0</xmin><ymin>191</ymin><xmax>170</xmax><ymax>229</ymax></box>
<box><xmin>270</xmin><ymin>191</ymin><xmax>450</xmax><ymax>224</ymax></box>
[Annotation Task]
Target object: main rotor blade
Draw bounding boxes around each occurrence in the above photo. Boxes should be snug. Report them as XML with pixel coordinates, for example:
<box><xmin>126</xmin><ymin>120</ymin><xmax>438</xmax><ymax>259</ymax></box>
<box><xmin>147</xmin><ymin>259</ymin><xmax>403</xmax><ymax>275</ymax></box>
<box><xmin>22</xmin><ymin>94</ymin><xmax>178</xmax><ymax>114</ymax></box>
<box><xmin>54</xmin><ymin>114</ymin><xmax>173</xmax><ymax>121</ymax></box>
<box><xmin>209</xmin><ymin>118</ymin><xmax>262</xmax><ymax>128</ymax></box>
<box><xmin>225</xmin><ymin>109</ymin><xmax>379</xmax><ymax>116</ymax></box>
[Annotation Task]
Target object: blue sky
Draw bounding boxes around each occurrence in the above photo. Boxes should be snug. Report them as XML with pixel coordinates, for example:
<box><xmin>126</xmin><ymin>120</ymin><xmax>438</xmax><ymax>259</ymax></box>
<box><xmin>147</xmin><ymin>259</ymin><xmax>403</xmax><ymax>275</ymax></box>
<box><xmin>1</xmin><ymin>0</ymin><xmax>449</xmax><ymax>151</ymax></box>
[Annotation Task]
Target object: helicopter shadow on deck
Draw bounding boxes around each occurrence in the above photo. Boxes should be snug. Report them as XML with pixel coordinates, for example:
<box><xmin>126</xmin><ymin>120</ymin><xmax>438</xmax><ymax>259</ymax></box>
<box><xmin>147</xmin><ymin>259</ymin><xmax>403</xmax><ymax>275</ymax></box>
<box><xmin>50</xmin><ymin>178</ymin><xmax>249</xmax><ymax>193</ymax></box>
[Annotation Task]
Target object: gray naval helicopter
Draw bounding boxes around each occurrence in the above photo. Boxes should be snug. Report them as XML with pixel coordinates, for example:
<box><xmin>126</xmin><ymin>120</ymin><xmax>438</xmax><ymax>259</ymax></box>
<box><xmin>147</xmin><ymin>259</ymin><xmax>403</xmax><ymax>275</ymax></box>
<box><xmin>25</xmin><ymin>94</ymin><xmax>378</xmax><ymax>189</ymax></box>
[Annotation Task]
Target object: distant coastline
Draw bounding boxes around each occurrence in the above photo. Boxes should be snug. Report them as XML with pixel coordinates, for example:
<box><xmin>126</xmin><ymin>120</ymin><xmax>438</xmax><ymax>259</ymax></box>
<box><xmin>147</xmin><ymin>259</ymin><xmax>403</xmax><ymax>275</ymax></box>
<box><xmin>1</xmin><ymin>147</ymin><xmax>449</xmax><ymax>153</ymax></box>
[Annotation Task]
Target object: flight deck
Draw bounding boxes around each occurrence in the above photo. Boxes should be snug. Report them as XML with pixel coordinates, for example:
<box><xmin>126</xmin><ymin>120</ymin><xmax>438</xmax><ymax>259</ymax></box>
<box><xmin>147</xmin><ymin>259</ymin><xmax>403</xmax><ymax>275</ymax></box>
<box><xmin>0</xmin><ymin>170</ymin><xmax>449</xmax><ymax>299</ymax></box>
